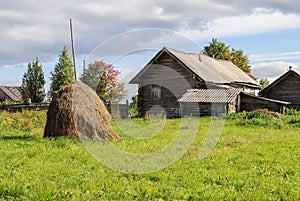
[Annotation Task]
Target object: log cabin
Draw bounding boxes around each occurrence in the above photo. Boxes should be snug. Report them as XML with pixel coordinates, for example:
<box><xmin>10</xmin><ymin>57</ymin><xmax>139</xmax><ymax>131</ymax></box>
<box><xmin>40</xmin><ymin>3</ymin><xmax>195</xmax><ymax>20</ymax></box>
<box><xmin>259</xmin><ymin>67</ymin><xmax>300</xmax><ymax>109</ymax></box>
<box><xmin>129</xmin><ymin>47</ymin><xmax>289</xmax><ymax>117</ymax></box>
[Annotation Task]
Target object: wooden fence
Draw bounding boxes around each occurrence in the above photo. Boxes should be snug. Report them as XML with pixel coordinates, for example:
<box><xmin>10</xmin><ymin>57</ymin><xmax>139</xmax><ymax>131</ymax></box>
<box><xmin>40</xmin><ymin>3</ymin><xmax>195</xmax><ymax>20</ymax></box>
<box><xmin>110</xmin><ymin>100</ymin><xmax>129</xmax><ymax>119</ymax></box>
<box><xmin>0</xmin><ymin>103</ymin><xmax>50</xmax><ymax>112</ymax></box>
<box><xmin>0</xmin><ymin>102</ymin><xmax>130</xmax><ymax>119</ymax></box>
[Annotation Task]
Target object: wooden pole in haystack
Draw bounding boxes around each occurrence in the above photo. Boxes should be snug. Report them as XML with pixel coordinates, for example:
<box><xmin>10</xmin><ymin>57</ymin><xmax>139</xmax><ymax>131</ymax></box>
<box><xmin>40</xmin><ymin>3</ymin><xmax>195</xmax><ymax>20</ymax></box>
<box><xmin>69</xmin><ymin>18</ymin><xmax>77</xmax><ymax>81</ymax></box>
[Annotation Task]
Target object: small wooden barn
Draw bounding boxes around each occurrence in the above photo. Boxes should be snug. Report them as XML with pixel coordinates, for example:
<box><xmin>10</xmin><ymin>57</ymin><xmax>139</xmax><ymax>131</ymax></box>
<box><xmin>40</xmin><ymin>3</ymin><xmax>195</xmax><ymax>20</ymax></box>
<box><xmin>178</xmin><ymin>88</ymin><xmax>289</xmax><ymax>116</ymax></box>
<box><xmin>240</xmin><ymin>92</ymin><xmax>289</xmax><ymax>113</ymax></box>
<box><xmin>0</xmin><ymin>86</ymin><xmax>22</xmax><ymax>102</ymax></box>
<box><xmin>259</xmin><ymin>68</ymin><xmax>300</xmax><ymax>109</ymax></box>
<box><xmin>178</xmin><ymin>88</ymin><xmax>242</xmax><ymax>116</ymax></box>
<box><xmin>129</xmin><ymin>47</ymin><xmax>262</xmax><ymax>117</ymax></box>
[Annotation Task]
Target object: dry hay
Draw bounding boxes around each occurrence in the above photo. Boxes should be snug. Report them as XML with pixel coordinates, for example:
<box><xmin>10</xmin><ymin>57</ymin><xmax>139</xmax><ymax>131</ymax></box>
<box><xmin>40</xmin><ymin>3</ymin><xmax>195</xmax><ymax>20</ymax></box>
<box><xmin>256</xmin><ymin>109</ymin><xmax>284</xmax><ymax>118</ymax></box>
<box><xmin>246</xmin><ymin>108</ymin><xmax>284</xmax><ymax>119</ymax></box>
<box><xmin>44</xmin><ymin>81</ymin><xmax>120</xmax><ymax>141</ymax></box>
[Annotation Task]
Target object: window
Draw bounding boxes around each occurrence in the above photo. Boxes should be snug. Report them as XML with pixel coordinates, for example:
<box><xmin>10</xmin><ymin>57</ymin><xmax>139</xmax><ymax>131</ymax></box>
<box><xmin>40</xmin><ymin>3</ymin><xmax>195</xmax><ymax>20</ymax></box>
<box><xmin>150</xmin><ymin>84</ymin><xmax>161</xmax><ymax>100</ymax></box>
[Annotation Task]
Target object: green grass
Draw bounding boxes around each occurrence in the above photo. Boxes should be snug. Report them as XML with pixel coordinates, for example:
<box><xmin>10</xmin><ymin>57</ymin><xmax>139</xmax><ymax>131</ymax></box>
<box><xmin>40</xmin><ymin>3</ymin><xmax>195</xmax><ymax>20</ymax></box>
<box><xmin>0</xmin><ymin>110</ymin><xmax>299</xmax><ymax>200</ymax></box>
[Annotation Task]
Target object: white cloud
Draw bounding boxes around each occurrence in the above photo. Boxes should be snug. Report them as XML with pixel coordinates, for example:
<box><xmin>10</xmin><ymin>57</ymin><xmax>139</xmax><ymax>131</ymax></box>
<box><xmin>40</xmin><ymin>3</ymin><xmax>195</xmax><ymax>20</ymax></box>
<box><xmin>251</xmin><ymin>61</ymin><xmax>300</xmax><ymax>82</ymax></box>
<box><xmin>250</xmin><ymin>50</ymin><xmax>300</xmax><ymax>81</ymax></box>
<box><xmin>250</xmin><ymin>51</ymin><xmax>300</xmax><ymax>62</ymax></box>
<box><xmin>249</xmin><ymin>50</ymin><xmax>300</xmax><ymax>80</ymax></box>
<box><xmin>179</xmin><ymin>8</ymin><xmax>300</xmax><ymax>40</ymax></box>
<box><xmin>1</xmin><ymin>0</ymin><xmax>300</xmax><ymax>87</ymax></box>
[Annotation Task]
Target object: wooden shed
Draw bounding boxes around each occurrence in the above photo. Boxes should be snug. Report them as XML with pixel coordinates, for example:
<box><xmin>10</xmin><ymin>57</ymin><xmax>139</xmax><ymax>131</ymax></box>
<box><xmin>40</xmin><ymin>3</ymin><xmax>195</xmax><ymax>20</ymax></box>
<box><xmin>0</xmin><ymin>86</ymin><xmax>22</xmax><ymax>102</ymax></box>
<box><xmin>240</xmin><ymin>92</ymin><xmax>290</xmax><ymax>113</ymax></box>
<box><xmin>178</xmin><ymin>88</ymin><xmax>242</xmax><ymax>116</ymax></box>
<box><xmin>129</xmin><ymin>47</ymin><xmax>259</xmax><ymax>117</ymax></box>
<box><xmin>178</xmin><ymin>88</ymin><xmax>290</xmax><ymax>116</ymax></box>
<box><xmin>259</xmin><ymin>69</ymin><xmax>300</xmax><ymax>109</ymax></box>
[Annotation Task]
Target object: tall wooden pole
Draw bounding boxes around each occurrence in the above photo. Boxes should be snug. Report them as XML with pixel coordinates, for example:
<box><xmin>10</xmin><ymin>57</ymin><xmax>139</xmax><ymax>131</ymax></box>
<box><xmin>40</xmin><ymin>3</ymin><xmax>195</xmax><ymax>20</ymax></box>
<box><xmin>69</xmin><ymin>18</ymin><xmax>77</xmax><ymax>81</ymax></box>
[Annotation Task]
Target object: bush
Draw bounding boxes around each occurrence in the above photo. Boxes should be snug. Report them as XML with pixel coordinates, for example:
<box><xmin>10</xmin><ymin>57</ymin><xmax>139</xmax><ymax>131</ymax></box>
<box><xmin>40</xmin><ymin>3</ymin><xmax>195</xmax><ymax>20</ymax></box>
<box><xmin>227</xmin><ymin>109</ymin><xmax>299</xmax><ymax>129</ymax></box>
<box><xmin>285</xmin><ymin>108</ymin><xmax>300</xmax><ymax>116</ymax></box>
<box><xmin>129</xmin><ymin>95</ymin><xmax>138</xmax><ymax>118</ymax></box>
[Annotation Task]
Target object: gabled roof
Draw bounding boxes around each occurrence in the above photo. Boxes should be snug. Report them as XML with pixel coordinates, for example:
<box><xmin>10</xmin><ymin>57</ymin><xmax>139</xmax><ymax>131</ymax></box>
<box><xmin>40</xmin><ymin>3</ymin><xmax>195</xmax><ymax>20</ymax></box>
<box><xmin>178</xmin><ymin>88</ymin><xmax>243</xmax><ymax>103</ymax></box>
<box><xmin>0</xmin><ymin>86</ymin><xmax>22</xmax><ymax>102</ymax></box>
<box><xmin>259</xmin><ymin>70</ymin><xmax>300</xmax><ymax>95</ymax></box>
<box><xmin>130</xmin><ymin>47</ymin><xmax>259</xmax><ymax>88</ymax></box>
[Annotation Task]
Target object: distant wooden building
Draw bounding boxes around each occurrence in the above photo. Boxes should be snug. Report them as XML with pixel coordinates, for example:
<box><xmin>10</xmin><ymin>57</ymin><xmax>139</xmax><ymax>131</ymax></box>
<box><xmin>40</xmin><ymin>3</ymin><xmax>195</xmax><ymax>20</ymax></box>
<box><xmin>259</xmin><ymin>68</ymin><xmax>300</xmax><ymax>109</ymax></box>
<box><xmin>0</xmin><ymin>86</ymin><xmax>22</xmax><ymax>102</ymax></box>
<box><xmin>130</xmin><ymin>47</ymin><xmax>265</xmax><ymax>117</ymax></box>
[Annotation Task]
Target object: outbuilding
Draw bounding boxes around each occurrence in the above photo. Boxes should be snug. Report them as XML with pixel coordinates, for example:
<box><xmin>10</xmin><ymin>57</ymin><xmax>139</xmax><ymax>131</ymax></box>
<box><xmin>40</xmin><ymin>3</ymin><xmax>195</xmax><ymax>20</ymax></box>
<box><xmin>0</xmin><ymin>86</ymin><xmax>22</xmax><ymax>102</ymax></box>
<box><xmin>259</xmin><ymin>68</ymin><xmax>300</xmax><ymax>109</ymax></box>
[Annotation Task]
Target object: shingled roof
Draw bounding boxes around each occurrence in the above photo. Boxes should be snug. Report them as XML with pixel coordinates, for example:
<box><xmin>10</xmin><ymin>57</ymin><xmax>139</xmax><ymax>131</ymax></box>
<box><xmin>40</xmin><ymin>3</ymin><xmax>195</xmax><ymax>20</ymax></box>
<box><xmin>178</xmin><ymin>88</ymin><xmax>243</xmax><ymax>103</ymax></box>
<box><xmin>0</xmin><ymin>86</ymin><xmax>22</xmax><ymax>102</ymax></box>
<box><xmin>130</xmin><ymin>47</ymin><xmax>259</xmax><ymax>88</ymax></box>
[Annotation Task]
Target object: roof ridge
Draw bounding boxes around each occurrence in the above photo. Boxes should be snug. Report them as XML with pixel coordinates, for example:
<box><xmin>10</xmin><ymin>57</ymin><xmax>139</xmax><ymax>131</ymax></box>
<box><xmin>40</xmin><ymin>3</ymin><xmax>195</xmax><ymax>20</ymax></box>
<box><xmin>164</xmin><ymin>46</ymin><xmax>201</xmax><ymax>56</ymax></box>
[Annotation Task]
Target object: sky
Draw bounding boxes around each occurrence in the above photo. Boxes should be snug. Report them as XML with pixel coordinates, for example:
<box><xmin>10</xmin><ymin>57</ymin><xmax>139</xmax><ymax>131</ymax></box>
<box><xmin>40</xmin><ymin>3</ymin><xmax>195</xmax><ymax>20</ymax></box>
<box><xmin>1</xmin><ymin>0</ymin><xmax>300</xmax><ymax>98</ymax></box>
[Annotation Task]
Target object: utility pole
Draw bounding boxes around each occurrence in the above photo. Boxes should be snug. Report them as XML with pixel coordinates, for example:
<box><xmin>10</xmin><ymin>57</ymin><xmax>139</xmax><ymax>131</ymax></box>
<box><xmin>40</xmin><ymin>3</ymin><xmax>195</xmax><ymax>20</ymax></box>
<box><xmin>69</xmin><ymin>18</ymin><xmax>77</xmax><ymax>80</ymax></box>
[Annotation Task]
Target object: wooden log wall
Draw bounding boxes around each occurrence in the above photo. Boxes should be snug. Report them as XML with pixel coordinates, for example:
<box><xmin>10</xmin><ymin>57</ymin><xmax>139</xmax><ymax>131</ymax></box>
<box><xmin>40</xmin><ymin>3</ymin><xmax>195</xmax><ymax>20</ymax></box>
<box><xmin>264</xmin><ymin>75</ymin><xmax>300</xmax><ymax>104</ymax></box>
<box><xmin>240</xmin><ymin>94</ymin><xmax>285</xmax><ymax>113</ymax></box>
<box><xmin>181</xmin><ymin>103</ymin><xmax>227</xmax><ymax>117</ymax></box>
<box><xmin>137</xmin><ymin>52</ymin><xmax>207</xmax><ymax>117</ymax></box>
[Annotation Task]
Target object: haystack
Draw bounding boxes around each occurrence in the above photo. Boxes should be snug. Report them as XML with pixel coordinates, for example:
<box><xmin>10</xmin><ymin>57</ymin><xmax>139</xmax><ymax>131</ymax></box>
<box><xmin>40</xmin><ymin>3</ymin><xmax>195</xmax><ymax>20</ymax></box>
<box><xmin>44</xmin><ymin>81</ymin><xmax>120</xmax><ymax>141</ymax></box>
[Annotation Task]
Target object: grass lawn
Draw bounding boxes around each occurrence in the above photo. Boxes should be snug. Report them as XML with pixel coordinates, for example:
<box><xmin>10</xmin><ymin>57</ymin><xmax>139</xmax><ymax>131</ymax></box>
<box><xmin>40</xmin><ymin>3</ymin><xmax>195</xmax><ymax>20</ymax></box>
<box><xmin>0</xmin><ymin>110</ymin><xmax>299</xmax><ymax>200</ymax></box>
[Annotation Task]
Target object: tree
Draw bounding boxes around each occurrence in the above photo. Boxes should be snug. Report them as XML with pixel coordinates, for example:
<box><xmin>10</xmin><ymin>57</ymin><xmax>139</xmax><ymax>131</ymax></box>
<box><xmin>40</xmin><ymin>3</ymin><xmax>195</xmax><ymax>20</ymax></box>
<box><xmin>203</xmin><ymin>38</ymin><xmax>252</xmax><ymax>75</ymax></box>
<box><xmin>80</xmin><ymin>60</ymin><xmax>126</xmax><ymax>106</ymax></box>
<box><xmin>258</xmin><ymin>78</ymin><xmax>270</xmax><ymax>90</ymax></box>
<box><xmin>49</xmin><ymin>46</ymin><xmax>74</xmax><ymax>97</ymax></box>
<box><xmin>230</xmin><ymin>48</ymin><xmax>251</xmax><ymax>74</ymax></box>
<box><xmin>21</xmin><ymin>58</ymin><xmax>46</xmax><ymax>103</ymax></box>
<box><xmin>129</xmin><ymin>95</ymin><xmax>138</xmax><ymax>118</ymax></box>
<box><xmin>203</xmin><ymin>38</ymin><xmax>231</xmax><ymax>60</ymax></box>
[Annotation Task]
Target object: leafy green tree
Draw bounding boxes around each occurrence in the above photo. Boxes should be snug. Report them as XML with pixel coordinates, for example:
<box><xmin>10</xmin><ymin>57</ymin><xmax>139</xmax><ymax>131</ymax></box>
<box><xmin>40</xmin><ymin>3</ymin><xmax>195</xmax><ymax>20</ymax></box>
<box><xmin>129</xmin><ymin>95</ymin><xmax>138</xmax><ymax>118</ymax></box>
<box><xmin>80</xmin><ymin>60</ymin><xmax>126</xmax><ymax>106</ymax></box>
<box><xmin>203</xmin><ymin>38</ymin><xmax>231</xmax><ymax>60</ymax></box>
<box><xmin>21</xmin><ymin>58</ymin><xmax>46</xmax><ymax>103</ymax></box>
<box><xmin>230</xmin><ymin>48</ymin><xmax>251</xmax><ymax>74</ymax></box>
<box><xmin>258</xmin><ymin>78</ymin><xmax>270</xmax><ymax>90</ymax></box>
<box><xmin>203</xmin><ymin>38</ymin><xmax>252</xmax><ymax>75</ymax></box>
<box><xmin>80</xmin><ymin>61</ymin><xmax>102</xmax><ymax>91</ymax></box>
<box><xmin>49</xmin><ymin>46</ymin><xmax>74</xmax><ymax>97</ymax></box>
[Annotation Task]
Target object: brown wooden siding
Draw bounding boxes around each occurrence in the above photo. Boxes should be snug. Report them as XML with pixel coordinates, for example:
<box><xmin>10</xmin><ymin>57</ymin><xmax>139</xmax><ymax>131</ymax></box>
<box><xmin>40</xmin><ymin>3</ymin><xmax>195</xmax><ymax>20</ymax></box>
<box><xmin>181</xmin><ymin>103</ymin><xmax>227</xmax><ymax>116</ymax></box>
<box><xmin>240</xmin><ymin>94</ymin><xmax>286</xmax><ymax>113</ymax></box>
<box><xmin>137</xmin><ymin>52</ymin><xmax>208</xmax><ymax>117</ymax></box>
<box><xmin>263</xmin><ymin>75</ymin><xmax>300</xmax><ymax>104</ymax></box>
<box><xmin>138</xmin><ymin>85</ymin><xmax>181</xmax><ymax>117</ymax></box>
<box><xmin>110</xmin><ymin>103</ymin><xmax>129</xmax><ymax>119</ymax></box>
<box><xmin>0</xmin><ymin>90</ymin><xmax>9</xmax><ymax>101</ymax></box>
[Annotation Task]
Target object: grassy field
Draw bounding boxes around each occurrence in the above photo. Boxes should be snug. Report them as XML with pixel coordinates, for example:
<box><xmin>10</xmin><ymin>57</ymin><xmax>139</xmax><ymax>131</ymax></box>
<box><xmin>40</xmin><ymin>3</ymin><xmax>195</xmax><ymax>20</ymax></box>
<box><xmin>0</xmin><ymin>110</ymin><xmax>299</xmax><ymax>200</ymax></box>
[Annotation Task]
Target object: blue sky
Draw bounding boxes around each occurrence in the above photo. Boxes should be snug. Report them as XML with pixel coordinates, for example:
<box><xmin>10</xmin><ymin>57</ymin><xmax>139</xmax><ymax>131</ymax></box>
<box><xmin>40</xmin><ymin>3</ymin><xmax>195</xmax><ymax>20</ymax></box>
<box><xmin>0</xmin><ymin>0</ymin><xmax>300</xmax><ymax>97</ymax></box>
